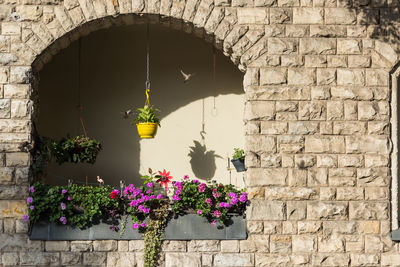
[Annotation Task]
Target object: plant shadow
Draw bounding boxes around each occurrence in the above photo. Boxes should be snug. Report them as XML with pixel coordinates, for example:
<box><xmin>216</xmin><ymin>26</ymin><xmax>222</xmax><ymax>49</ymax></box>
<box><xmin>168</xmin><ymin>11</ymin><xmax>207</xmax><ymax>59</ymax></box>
<box><xmin>188</xmin><ymin>140</ymin><xmax>222</xmax><ymax>180</ymax></box>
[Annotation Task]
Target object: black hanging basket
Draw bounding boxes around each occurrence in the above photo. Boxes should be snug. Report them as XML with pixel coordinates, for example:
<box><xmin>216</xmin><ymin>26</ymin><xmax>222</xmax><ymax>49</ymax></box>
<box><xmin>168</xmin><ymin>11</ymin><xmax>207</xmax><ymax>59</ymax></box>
<box><xmin>231</xmin><ymin>159</ymin><xmax>246</xmax><ymax>172</ymax></box>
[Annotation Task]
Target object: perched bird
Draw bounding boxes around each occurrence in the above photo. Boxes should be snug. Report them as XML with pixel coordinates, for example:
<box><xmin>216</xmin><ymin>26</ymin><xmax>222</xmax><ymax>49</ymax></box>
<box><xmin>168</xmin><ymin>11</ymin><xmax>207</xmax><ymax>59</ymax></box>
<box><xmin>120</xmin><ymin>109</ymin><xmax>133</xmax><ymax>119</ymax></box>
<box><xmin>97</xmin><ymin>176</ymin><xmax>104</xmax><ymax>185</ymax></box>
<box><xmin>180</xmin><ymin>69</ymin><xmax>195</xmax><ymax>83</ymax></box>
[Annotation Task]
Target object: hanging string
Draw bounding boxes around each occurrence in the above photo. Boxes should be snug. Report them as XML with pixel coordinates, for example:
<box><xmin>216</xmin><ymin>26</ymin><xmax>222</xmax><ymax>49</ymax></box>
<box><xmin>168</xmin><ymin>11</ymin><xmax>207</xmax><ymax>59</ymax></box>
<box><xmin>77</xmin><ymin>38</ymin><xmax>88</xmax><ymax>137</ymax></box>
<box><xmin>212</xmin><ymin>46</ymin><xmax>218</xmax><ymax>116</ymax></box>
<box><xmin>145</xmin><ymin>23</ymin><xmax>151</xmax><ymax>107</ymax></box>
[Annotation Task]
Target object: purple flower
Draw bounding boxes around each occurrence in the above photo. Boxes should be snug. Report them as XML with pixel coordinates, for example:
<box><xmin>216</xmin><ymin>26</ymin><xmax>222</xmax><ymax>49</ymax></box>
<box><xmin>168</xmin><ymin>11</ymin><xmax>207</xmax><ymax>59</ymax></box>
<box><xmin>132</xmin><ymin>222</ymin><xmax>140</xmax><ymax>229</ymax></box>
<box><xmin>183</xmin><ymin>175</ymin><xmax>189</xmax><ymax>180</ymax></box>
<box><xmin>59</xmin><ymin>216</ymin><xmax>67</xmax><ymax>224</ymax></box>
<box><xmin>143</xmin><ymin>208</ymin><xmax>150</xmax><ymax>214</ymax></box>
<box><xmin>198</xmin><ymin>183</ymin><xmax>207</xmax><ymax>193</ymax></box>
<box><xmin>29</xmin><ymin>186</ymin><xmax>34</xmax><ymax>193</ymax></box>
<box><xmin>239</xmin><ymin>193</ymin><xmax>247</xmax><ymax>203</ymax></box>
<box><xmin>30</xmin><ymin>205</ymin><xmax>34</xmax><ymax>210</ymax></box>
<box><xmin>61</xmin><ymin>189</ymin><xmax>68</xmax><ymax>194</ymax></box>
<box><xmin>193</xmin><ymin>179</ymin><xmax>199</xmax><ymax>183</ymax></box>
<box><xmin>219</xmin><ymin>202</ymin><xmax>225</xmax><ymax>208</ymax></box>
<box><xmin>228</xmin><ymin>192</ymin><xmax>237</xmax><ymax>198</ymax></box>
<box><xmin>224</xmin><ymin>203</ymin><xmax>231</xmax><ymax>209</ymax></box>
<box><xmin>147</xmin><ymin>182</ymin><xmax>153</xmax><ymax>188</ymax></box>
<box><xmin>213</xmin><ymin>210</ymin><xmax>221</xmax><ymax>218</ymax></box>
<box><xmin>61</xmin><ymin>203</ymin><xmax>66</xmax><ymax>210</ymax></box>
<box><xmin>27</xmin><ymin>197</ymin><xmax>33</xmax><ymax>204</ymax></box>
<box><xmin>141</xmin><ymin>222</ymin><xmax>147</xmax><ymax>228</ymax></box>
<box><xmin>67</xmin><ymin>196</ymin><xmax>72</xmax><ymax>201</ymax></box>
<box><xmin>212</xmin><ymin>191</ymin><xmax>221</xmax><ymax>198</ymax></box>
<box><xmin>230</xmin><ymin>197</ymin><xmax>238</xmax><ymax>205</ymax></box>
<box><xmin>156</xmin><ymin>194</ymin><xmax>164</xmax><ymax>199</ymax></box>
<box><xmin>205</xmin><ymin>198</ymin><xmax>212</xmax><ymax>205</ymax></box>
<box><xmin>211</xmin><ymin>220</ymin><xmax>217</xmax><ymax>227</ymax></box>
<box><xmin>172</xmin><ymin>194</ymin><xmax>181</xmax><ymax>201</ymax></box>
<box><xmin>23</xmin><ymin>214</ymin><xmax>29</xmax><ymax>222</ymax></box>
<box><xmin>197</xmin><ymin>210</ymin><xmax>202</xmax><ymax>215</ymax></box>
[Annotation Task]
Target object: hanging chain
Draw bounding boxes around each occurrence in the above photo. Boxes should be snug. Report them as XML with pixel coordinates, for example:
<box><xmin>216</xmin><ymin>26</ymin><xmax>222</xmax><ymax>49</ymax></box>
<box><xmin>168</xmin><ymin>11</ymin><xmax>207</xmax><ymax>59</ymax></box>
<box><xmin>77</xmin><ymin>38</ymin><xmax>88</xmax><ymax>137</ymax></box>
<box><xmin>212</xmin><ymin>46</ymin><xmax>217</xmax><ymax>116</ymax></box>
<box><xmin>145</xmin><ymin>24</ymin><xmax>151</xmax><ymax>107</ymax></box>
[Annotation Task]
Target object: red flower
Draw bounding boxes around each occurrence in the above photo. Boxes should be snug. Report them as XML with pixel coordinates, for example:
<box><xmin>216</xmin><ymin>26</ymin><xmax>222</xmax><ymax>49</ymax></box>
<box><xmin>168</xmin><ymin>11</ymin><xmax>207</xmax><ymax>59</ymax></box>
<box><xmin>157</xmin><ymin>169</ymin><xmax>172</xmax><ymax>188</ymax></box>
<box><xmin>110</xmin><ymin>189</ymin><xmax>119</xmax><ymax>199</ymax></box>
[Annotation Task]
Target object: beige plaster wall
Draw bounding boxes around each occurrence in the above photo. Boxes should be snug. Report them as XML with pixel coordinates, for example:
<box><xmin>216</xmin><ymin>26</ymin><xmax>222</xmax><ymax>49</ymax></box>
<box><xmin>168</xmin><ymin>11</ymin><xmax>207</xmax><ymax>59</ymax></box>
<box><xmin>36</xmin><ymin>24</ymin><xmax>244</xmax><ymax>186</ymax></box>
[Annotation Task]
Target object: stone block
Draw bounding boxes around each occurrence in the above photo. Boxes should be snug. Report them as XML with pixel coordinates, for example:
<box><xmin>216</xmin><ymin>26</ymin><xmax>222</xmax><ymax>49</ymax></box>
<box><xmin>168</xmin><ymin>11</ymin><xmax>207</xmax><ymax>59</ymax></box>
<box><xmin>269</xmin><ymin>8</ymin><xmax>292</xmax><ymax>24</ymax></box>
<box><xmin>310</xmin><ymin>25</ymin><xmax>346</xmax><ymax>37</ymax></box>
<box><xmin>336</xmin><ymin>187</ymin><xmax>363</xmax><ymax>200</ymax></box>
<box><xmin>265</xmin><ymin>187</ymin><xmax>317</xmax><ymax>200</ymax></box>
<box><xmin>325</xmin><ymin>8</ymin><xmax>356</xmax><ymax>24</ymax></box>
<box><xmin>298</xmin><ymin>221</ymin><xmax>322</xmax><ymax>234</ymax></box>
<box><xmin>45</xmin><ymin>241</ymin><xmax>69</xmax><ymax>251</ymax></box>
<box><xmin>317</xmin><ymin>68</ymin><xmax>335</xmax><ymax>85</ymax></box>
<box><xmin>358</xmin><ymin>221</ymin><xmax>380</xmax><ymax>234</ymax></box>
<box><xmin>239</xmin><ymin>234</ymin><xmax>269</xmax><ymax>252</ymax></box>
<box><xmin>286</xmin><ymin>201</ymin><xmax>306</xmax><ymax>220</ymax></box>
<box><xmin>318</xmin><ymin>234</ymin><xmax>345</xmax><ymax>252</ymax></box>
<box><xmin>312</xmin><ymin>253</ymin><xmax>349</xmax><ymax>266</ymax></box>
<box><xmin>15</xmin><ymin>219</ymin><xmax>28</xmax><ymax>233</ymax></box>
<box><xmin>82</xmin><ymin>252</ymin><xmax>106</xmax><ymax>265</ymax></box>
<box><xmin>247</xmin><ymin>221</ymin><xmax>263</xmax><ymax>234</ymax></box>
<box><xmin>299</xmin><ymin>38</ymin><xmax>336</xmax><ymax>54</ymax></box>
<box><xmin>3</xmin><ymin>218</ymin><xmax>15</xmax><ymax>234</ymax></box>
<box><xmin>317</xmin><ymin>155</ymin><xmax>337</xmax><ymax>168</ymax></box>
<box><xmin>260</xmin><ymin>121</ymin><xmax>287</xmax><ymax>134</ymax></box>
<box><xmin>268</xmin><ymin>38</ymin><xmax>297</xmax><ymax>54</ymax></box>
<box><xmin>246</xmin><ymin>168</ymin><xmax>287</xmax><ymax>186</ymax></box>
<box><xmin>2</xmin><ymin>252</ymin><xmax>19</xmax><ymax>266</ymax></box>
<box><xmin>288</xmin><ymin>169</ymin><xmax>307</xmax><ymax>186</ymax></box>
<box><xmin>128</xmin><ymin>240</ymin><xmax>144</xmax><ymax>251</ymax></box>
<box><xmin>0</xmin><ymin>100</ymin><xmax>11</xmax><ymax>119</ymax></box>
<box><xmin>293</xmin><ymin>8</ymin><xmax>323</xmax><ymax>24</ymax></box>
<box><xmin>71</xmin><ymin>241</ymin><xmax>92</xmax><ymax>252</ymax></box>
<box><xmin>187</xmin><ymin>240</ymin><xmax>219</xmax><ymax>252</ymax></box>
<box><xmin>331</xmin><ymin>86</ymin><xmax>373</xmax><ymax>100</ymax></box>
<box><xmin>247</xmin><ymin>200</ymin><xmax>285</xmax><ymax>220</ymax></box>
<box><xmin>337</xmin><ymin>69</ymin><xmax>364</xmax><ymax>85</ymax></box>
<box><xmin>368</xmin><ymin>121</ymin><xmax>389</xmax><ymax>135</ymax></box>
<box><xmin>349</xmin><ymin>202</ymin><xmax>388</xmax><ymax>220</ymax></box>
<box><xmin>285</xmin><ymin>25</ymin><xmax>308</xmax><ymax>37</ymax></box>
<box><xmin>9</xmin><ymin>67</ymin><xmax>31</xmax><ymax>84</ymax></box>
<box><xmin>305</xmin><ymin>136</ymin><xmax>345</xmax><ymax>153</ymax></box>
<box><xmin>288</xmin><ymin>68</ymin><xmax>315</xmax><ymax>85</ymax></box>
<box><xmin>213</xmin><ymin>253</ymin><xmax>253</xmax><ymax>266</ymax></box>
<box><xmin>1</xmin><ymin>23</ymin><xmax>21</xmax><ymax>35</ymax></box>
<box><xmin>20</xmin><ymin>252</ymin><xmax>59</xmax><ymax>265</ymax></box>
<box><xmin>350</xmin><ymin>254</ymin><xmax>380</xmax><ymax>266</ymax></box>
<box><xmin>307</xmin><ymin>202</ymin><xmax>348</xmax><ymax>220</ymax></box>
<box><xmin>364</xmin><ymin>154</ymin><xmax>388</xmax><ymax>167</ymax></box>
<box><xmin>348</xmin><ymin>55</ymin><xmax>370</xmax><ymax>67</ymax></box>
<box><xmin>326</xmin><ymin>101</ymin><xmax>343</xmax><ymax>120</ymax></box>
<box><xmin>365</xmin><ymin>187</ymin><xmax>388</xmax><ymax>200</ymax></box>
<box><xmin>346</xmin><ymin>136</ymin><xmax>390</xmax><ymax>154</ymax></box>
<box><xmin>93</xmin><ymin>240</ymin><xmax>117</xmax><ymax>251</ymax></box>
<box><xmin>162</xmin><ymin>241</ymin><xmax>186</xmax><ymax>252</ymax></box>
<box><xmin>337</xmin><ymin>39</ymin><xmax>361</xmax><ymax>54</ymax></box>
<box><xmin>248</xmin><ymin>86</ymin><xmax>310</xmax><ymax>101</ymax></box>
<box><xmin>255</xmin><ymin>254</ymin><xmax>291</xmax><ymax>266</ymax></box>
<box><xmin>244</xmin><ymin>101</ymin><xmax>275</xmax><ymax>121</ymax></box>
<box><xmin>365</xmin><ymin>69</ymin><xmax>388</xmax><ymax>86</ymax></box>
<box><xmin>292</xmin><ymin>235</ymin><xmax>315</xmax><ymax>252</ymax></box>
<box><xmin>260</xmin><ymin>68</ymin><xmax>287</xmax><ymax>85</ymax></box>
<box><xmin>0</xmin><ymin>200</ymin><xmax>26</xmax><ymax>218</ymax></box>
<box><xmin>221</xmin><ymin>240</ymin><xmax>239</xmax><ymax>252</ymax></box>
<box><xmin>61</xmin><ymin>252</ymin><xmax>81</xmax><ymax>265</ymax></box>
<box><xmin>245</xmin><ymin>135</ymin><xmax>276</xmax><ymax>154</ymax></box>
<box><xmin>237</xmin><ymin>8</ymin><xmax>268</xmax><ymax>24</ymax></box>
<box><xmin>106</xmin><ymin>252</ymin><xmax>135</xmax><ymax>267</ymax></box>
<box><xmin>6</xmin><ymin>153</ymin><xmax>29</xmax><ymax>167</ymax></box>
<box><xmin>333</xmin><ymin>121</ymin><xmax>366</xmax><ymax>134</ymax></box>
<box><xmin>299</xmin><ymin>101</ymin><xmax>325</xmax><ymax>120</ymax></box>
<box><xmin>269</xmin><ymin>235</ymin><xmax>291</xmax><ymax>253</ymax></box>
<box><xmin>357</xmin><ymin>167</ymin><xmax>389</xmax><ymax>186</ymax></box>
<box><xmin>280</xmin><ymin>55</ymin><xmax>303</xmax><ymax>66</ymax></box>
<box><xmin>165</xmin><ymin>253</ymin><xmax>201</xmax><ymax>267</ymax></box>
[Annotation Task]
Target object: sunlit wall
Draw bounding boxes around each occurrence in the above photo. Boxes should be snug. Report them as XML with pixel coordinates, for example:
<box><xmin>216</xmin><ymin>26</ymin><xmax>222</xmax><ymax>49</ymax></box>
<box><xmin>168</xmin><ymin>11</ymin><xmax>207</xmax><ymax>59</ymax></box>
<box><xmin>36</xmin><ymin>24</ymin><xmax>244</xmax><ymax>187</ymax></box>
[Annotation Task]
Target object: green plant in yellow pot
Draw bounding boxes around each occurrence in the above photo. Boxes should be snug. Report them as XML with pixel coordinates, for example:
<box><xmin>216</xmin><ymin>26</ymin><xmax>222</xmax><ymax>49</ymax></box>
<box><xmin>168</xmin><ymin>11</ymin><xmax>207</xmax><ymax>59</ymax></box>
<box><xmin>134</xmin><ymin>105</ymin><xmax>161</xmax><ymax>139</ymax></box>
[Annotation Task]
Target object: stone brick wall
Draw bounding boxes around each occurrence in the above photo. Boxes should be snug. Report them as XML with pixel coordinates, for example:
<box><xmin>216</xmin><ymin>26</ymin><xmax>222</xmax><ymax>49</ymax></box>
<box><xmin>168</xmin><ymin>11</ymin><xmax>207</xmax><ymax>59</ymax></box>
<box><xmin>1</xmin><ymin>0</ymin><xmax>400</xmax><ymax>265</ymax></box>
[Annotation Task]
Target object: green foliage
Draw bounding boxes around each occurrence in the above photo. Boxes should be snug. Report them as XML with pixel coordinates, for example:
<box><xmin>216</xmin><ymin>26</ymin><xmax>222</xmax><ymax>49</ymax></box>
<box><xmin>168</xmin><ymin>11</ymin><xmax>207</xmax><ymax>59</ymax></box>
<box><xmin>143</xmin><ymin>201</ymin><xmax>169</xmax><ymax>267</ymax></box>
<box><xmin>28</xmin><ymin>182</ymin><xmax>119</xmax><ymax>229</ymax></box>
<box><xmin>31</xmin><ymin>136</ymin><xmax>51</xmax><ymax>177</ymax></box>
<box><xmin>51</xmin><ymin>135</ymin><xmax>102</xmax><ymax>164</ymax></box>
<box><xmin>232</xmin><ymin>148</ymin><xmax>245</xmax><ymax>161</ymax></box>
<box><xmin>133</xmin><ymin>105</ymin><xmax>161</xmax><ymax>126</ymax></box>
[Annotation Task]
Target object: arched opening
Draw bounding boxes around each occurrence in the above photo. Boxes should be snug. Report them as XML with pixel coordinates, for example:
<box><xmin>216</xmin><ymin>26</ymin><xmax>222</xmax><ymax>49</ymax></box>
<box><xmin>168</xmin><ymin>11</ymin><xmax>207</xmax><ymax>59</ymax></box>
<box><xmin>33</xmin><ymin>21</ymin><xmax>245</xmax><ymax>186</ymax></box>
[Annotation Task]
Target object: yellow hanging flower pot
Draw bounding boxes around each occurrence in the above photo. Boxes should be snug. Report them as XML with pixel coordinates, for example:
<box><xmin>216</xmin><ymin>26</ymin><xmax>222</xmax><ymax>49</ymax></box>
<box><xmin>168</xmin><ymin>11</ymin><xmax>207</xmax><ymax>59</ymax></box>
<box><xmin>136</xmin><ymin>122</ymin><xmax>158</xmax><ymax>139</ymax></box>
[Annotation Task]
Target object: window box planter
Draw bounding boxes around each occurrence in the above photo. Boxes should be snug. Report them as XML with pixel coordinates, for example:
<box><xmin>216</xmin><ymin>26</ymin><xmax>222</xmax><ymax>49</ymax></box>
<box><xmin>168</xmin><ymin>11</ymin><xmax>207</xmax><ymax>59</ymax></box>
<box><xmin>29</xmin><ymin>214</ymin><xmax>247</xmax><ymax>240</ymax></box>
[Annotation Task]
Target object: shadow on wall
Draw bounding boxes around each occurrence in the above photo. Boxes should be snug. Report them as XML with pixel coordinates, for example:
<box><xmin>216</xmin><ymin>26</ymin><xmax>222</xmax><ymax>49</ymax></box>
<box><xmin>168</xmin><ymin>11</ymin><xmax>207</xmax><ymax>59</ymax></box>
<box><xmin>36</xmin><ymin>23</ymin><xmax>244</xmax><ymax>186</ymax></box>
<box><xmin>188</xmin><ymin>140</ymin><xmax>222</xmax><ymax>180</ymax></box>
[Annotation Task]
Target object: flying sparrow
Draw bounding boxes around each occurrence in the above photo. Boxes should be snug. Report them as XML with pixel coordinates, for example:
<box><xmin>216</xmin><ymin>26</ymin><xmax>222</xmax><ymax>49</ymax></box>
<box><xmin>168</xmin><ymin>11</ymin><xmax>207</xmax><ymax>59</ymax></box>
<box><xmin>120</xmin><ymin>109</ymin><xmax>133</xmax><ymax>119</ymax></box>
<box><xmin>180</xmin><ymin>69</ymin><xmax>195</xmax><ymax>83</ymax></box>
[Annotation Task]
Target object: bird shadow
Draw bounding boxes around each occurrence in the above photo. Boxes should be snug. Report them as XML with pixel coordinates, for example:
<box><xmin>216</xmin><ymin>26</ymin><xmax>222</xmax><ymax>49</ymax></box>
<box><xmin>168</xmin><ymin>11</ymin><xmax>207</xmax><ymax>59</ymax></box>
<box><xmin>188</xmin><ymin>140</ymin><xmax>222</xmax><ymax>180</ymax></box>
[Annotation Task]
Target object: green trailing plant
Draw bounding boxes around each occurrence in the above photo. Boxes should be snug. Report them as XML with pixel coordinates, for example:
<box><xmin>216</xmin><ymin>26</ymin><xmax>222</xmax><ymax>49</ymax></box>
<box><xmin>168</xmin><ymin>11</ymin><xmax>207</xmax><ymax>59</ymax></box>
<box><xmin>51</xmin><ymin>135</ymin><xmax>102</xmax><ymax>164</ymax></box>
<box><xmin>134</xmin><ymin>105</ymin><xmax>161</xmax><ymax>126</ymax></box>
<box><xmin>31</xmin><ymin>136</ymin><xmax>51</xmax><ymax>177</ymax></box>
<box><xmin>143</xmin><ymin>201</ymin><xmax>169</xmax><ymax>267</ymax></box>
<box><xmin>232</xmin><ymin>148</ymin><xmax>245</xmax><ymax>161</ymax></box>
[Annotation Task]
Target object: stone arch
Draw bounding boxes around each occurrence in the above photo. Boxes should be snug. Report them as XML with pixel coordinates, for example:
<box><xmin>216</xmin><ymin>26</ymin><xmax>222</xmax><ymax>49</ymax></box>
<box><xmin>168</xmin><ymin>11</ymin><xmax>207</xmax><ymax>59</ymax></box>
<box><xmin>8</xmin><ymin>1</ymin><xmax>266</xmax><ymax>73</ymax></box>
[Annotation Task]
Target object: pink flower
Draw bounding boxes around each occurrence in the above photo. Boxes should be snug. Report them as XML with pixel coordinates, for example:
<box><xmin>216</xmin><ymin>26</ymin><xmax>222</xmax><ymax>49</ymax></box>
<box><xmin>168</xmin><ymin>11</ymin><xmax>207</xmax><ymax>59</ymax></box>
<box><xmin>156</xmin><ymin>194</ymin><xmax>164</xmax><ymax>199</ymax></box>
<box><xmin>29</xmin><ymin>186</ymin><xmax>34</xmax><ymax>193</ymax></box>
<box><xmin>61</xmin><ymin>189</ymin><xmax>68</xmax><ymax>194</ymax></box>
<box><xmin>27</xmin><ymin>197</ymin><xmax>33</xmax><ymax>204</ymax></box>
<box><xmin>61</xmin><ymin>203</ymin><xmax>66</xmax><ymax>210</ymax></box>
<box><xmin>211</xmin><ymin>220</ymin><xmax>217</xmax><ymax>227</ymax></box>
<box><xmin>67</xmin><ymin>196</ymin><xmax>72</xmax><ymax>201</ymax></box>
<box><xmin>198</xmin><ymin>183</ymin><xmax>207</xmax><ymax>193</ymax></box>
<box><xmin>147</xmin><ymin>182</ymin><xmax>153</xmax><ymax>188</ymax></box>
<box><xmin>59</xmin><ymin>216</ymin><xmax>67</xmax><ymax>224</ymax></box>
<box><xmin>183</xmin><ymin>175</ymin><xmax>189</xmax><ymax>180</ymax></box>
<box><xmin>197</xmin><ymin>210</ymin><xmax>202</xmax><ymax>215</ymax></box>
<box><xmin>213</xmin><ymin>210</ymin><xmax>221</xmax><ymax>218</ymax></box>
<box><xmin>23</xmin><ymin>215</ymin><xmax>29</xmax><ymax>222</ymax></box>
<box><xmin>205</xmin><ymin>198</ymin><xmax>212</xmax><ymax>205</ymax></box>
<box><xmin>132</xmin><ymin>222</ymin><xmax>140</xmax><ymax>229</ymax></box>
<box><xmin>141</xmin><ymin>222</ymin><xmax>147</xmax><ymax>228</ymax></box>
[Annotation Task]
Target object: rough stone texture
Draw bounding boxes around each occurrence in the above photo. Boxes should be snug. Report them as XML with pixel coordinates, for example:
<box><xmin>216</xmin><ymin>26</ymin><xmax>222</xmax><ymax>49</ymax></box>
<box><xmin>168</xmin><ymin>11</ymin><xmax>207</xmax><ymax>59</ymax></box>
<box><xmin>0</xmin><ymin>0</ymin><xmax>399</xmax><ymax>266</ymax></box>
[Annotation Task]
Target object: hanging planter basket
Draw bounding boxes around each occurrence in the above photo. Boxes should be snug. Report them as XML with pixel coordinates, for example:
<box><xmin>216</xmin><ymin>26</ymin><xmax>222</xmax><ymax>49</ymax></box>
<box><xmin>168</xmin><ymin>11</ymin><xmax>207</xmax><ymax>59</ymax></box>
<box><xmin>136</xmin><ymin>122</ymin><xmax>158</xmax><ymax>139</ymax></box>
